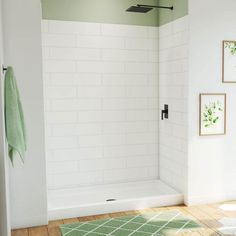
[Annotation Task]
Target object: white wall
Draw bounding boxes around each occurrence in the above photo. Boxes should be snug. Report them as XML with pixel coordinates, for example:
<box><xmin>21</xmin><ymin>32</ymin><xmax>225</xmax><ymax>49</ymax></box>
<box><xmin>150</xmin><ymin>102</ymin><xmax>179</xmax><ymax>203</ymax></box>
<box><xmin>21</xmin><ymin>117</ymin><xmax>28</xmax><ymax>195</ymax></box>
<box><xmin>158</xmin><ymin>16</ymin><xmax>188</xmax><ymax>194</ymax></box>
<box><xmin>42</xmin><ymin>20</ymin><xmax>159</xmax><ymax>189</ymax></box>
<box><xmin>2</xmin><ymin>0</ymin><xmax>48</xmax><ymax>228</ymax></box>
<box><xmin>0</xmin><ymin>0</ymin><xmax>11</xmax><ymax>234</ymax></box>
<box><xmin>187</xmin><ymin>0</ymin><xmax>236</xmax><ymax>205</ymax></box>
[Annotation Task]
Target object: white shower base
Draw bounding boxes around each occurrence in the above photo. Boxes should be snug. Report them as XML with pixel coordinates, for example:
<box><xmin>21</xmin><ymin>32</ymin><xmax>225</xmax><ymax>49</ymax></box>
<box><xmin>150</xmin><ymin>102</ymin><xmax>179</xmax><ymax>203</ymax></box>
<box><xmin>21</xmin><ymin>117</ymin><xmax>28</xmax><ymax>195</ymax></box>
<box><xmin>48</xmin><ymin>180</ymin><xmax>183</xmax><ymax>220</ymax></box>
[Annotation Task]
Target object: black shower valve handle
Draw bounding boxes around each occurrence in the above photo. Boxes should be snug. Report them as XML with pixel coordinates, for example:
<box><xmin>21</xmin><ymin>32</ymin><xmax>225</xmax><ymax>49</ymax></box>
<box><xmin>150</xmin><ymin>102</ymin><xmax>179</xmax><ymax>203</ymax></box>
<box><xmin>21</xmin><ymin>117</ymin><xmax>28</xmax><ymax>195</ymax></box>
<box><xmin>161</xmin><ymin>104</ymin><xmax>169</xmax><ymax>120</ymax></box>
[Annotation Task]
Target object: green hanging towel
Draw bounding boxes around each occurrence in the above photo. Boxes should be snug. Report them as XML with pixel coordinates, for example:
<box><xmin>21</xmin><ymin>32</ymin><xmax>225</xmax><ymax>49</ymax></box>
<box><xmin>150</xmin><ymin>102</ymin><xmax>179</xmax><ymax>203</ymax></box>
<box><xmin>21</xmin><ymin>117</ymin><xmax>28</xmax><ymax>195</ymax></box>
<box><xmin>4</xmin><ymin>67</ymin><xmax>26</xmax><ymax>165</ymax></box>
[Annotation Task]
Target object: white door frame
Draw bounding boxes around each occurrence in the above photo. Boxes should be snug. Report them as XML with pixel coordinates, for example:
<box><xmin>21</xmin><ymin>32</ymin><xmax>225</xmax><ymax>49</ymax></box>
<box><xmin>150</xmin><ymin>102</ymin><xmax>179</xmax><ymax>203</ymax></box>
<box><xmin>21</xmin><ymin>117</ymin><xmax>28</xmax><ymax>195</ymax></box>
<box><xmin>0</xmin><ymin>0</ymin><xmax>11</xmax><ymax>234</ymax></box>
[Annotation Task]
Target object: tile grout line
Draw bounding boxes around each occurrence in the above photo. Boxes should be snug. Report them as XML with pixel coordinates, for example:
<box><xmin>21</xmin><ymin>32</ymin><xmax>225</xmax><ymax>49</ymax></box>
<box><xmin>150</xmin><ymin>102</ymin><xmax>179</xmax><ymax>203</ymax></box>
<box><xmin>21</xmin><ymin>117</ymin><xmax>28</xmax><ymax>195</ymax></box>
<box><xmin>174</xmin><ymin>218</ymin><xmax>192</xmax><ymax>234</ymax></box>
<box><xmin>60</xmin><ymin>226</ymin><xmax>106</xmax><ymax>235</ymax></box>
<box><xmin>62</xmin><ymin>222</ymin><xmax>87</xmax><ymax>236</ymax></box>
<box><xmin>107</xmin><ymin>214</ymin><xmax>141</xmax><ymax>236</ymax></box>
<box><xmin>151</xmin><ymin>212</ymin><xmax>181</xmax><ymax>235</ymax></box>
<box><xmin>83</xmin><ymin>218</ymin><xmax>114</xmax><ymax>236</ymax></box>
<box><xmin>128</xmin><ymin>212</ymin><xmax>163</xmax><ymax>236</ymax></box>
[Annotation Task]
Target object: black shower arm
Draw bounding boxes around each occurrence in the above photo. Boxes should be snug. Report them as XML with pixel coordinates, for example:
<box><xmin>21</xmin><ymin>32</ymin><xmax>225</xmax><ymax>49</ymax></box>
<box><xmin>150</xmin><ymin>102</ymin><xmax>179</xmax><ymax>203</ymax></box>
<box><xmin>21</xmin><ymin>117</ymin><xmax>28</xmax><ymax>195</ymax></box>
<box><xmin>137</xmin><ymin>4</ymin><xmax>174</xmax><ymax>10</ymax></box>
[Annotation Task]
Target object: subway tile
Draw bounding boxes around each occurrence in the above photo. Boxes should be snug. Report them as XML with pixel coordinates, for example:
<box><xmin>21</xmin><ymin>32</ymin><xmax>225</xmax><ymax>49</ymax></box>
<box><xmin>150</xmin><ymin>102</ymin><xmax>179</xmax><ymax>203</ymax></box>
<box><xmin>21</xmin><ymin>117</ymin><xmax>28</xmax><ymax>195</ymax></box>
<box><xmin>47</xmin><ymin>137</ymin><xmax>78</xmax><ymax>149</ymax></box>
<box><xmin>125</xmin><ymin>38</ymin><xmax>149</xmax><ymax>50</ymax></box>
<box><xmin>51</xmin><ymin>98</ymin><xmax>102</xmax><ymax>111</ymax></box>
<box><xmin>53</xmin><ymin>147</ymin><xmax>103</xmax><ymax>161</ymax></box>
<box><xmin>146</xmin><ymin>143</ymin><xmax>158</xmax><ymax>155</ymax></box>
<box><xmin>75</xmin><ymin>74</ymin><xmax>102</xmax><ymax>86</ymax></box>
<box><xmin>159</xmin><ymin>22</ymin><xmax>172</xmax><ymax>38</ymax></box>
<box><xmin>159</xmin><ymin>35</ymin><xmax>173</xmax><ymax>49</ymax></box>
<box><xmin>101</xmin><ymin>86</ymin><xmax>126</xmax><ymax>98</ymax></box>
<box><xmin>103</xmin><ymin>167</ymin><xmax>149</xmax><ymax>183</ymax></box>
<box><xmin>125</xmin><ymin>121</ymin><xmax>149</xmax><ymax>133</ymax></box>
<box><xmin>43</xmin><ymin>73</ymin><xmax>52</xmax><ymax>86</ymax></box>
<box><xmin>101</xmin><ymin>24</ymin><xmax>148</xmax><ymax>38</ymax></box>
<box><xmin>49</xmin><ymin>20</ymin><xmax>77</xmax><ymax>34</ymax></box>
<box><xmin>104</xmin><ymin>144</ymin><xmax>147</xmax><ymax>158</ymax></box>
<box><xmin>102</xmin><ymin>74</ymin><xmax>148</xmax><ymax>86</ymax></box>
<box><xmin>148</xmin><ymin>74</ymin><xmax>158</xmax><ymax>86</ymax></box>
<box><xmin>78</xmin><ymin>135</ymin><xmax>104</xmax><ymax>147</ymax></box>
<box><xmin>79</xmin><ymin>158</ymin><xmax>126</xmax><ymax>171</ymax></box>
<box><xmin>148</xmin><ymin>51</ymin><xmax>158</xmax><ymax>62</ymax></box>
<box><xmin>43</xmin><ymin>60</ymin><xmax>76</xmax><ymax>73</ymax></box>
<box><xmin>52</xmin><ymin>123</ymin><xmax>102</xmax><ymax>136</ymax></box>
<box><xmin>76</xmin><ymin>87</ymin><xmax>103</xmax><ymax>98</ymax></box>
<box><xmin>41</xmin><ymin>20</ymin><xmax>49</xmax><ymax>33</ymax></box>
<box><xmin>172</xmin><ymin>31</ymin><xmax>188</xmax><ymax>47</ymax></box>
<box><xmin>77</xmin><ymin>48</ymin><xmax>101</xmax><ymax>61</ymax></box>
<box><xmin>148</xmin><ymin>121</ymin><xmax>159</xmax><ymax>133</ymax></box>
<box><xmin>148</xmin><ymin>166</ymin><xmax>159</xmax><ymax>178</ymax></box>
<box><xmin>47</xmin><ymin>161</ymin><xmax>78</xmax><ymax>174</ymax></box>
<box><xmin>102</xmin><ymin>122</ymin><xmax>126</xmax><ymax>134</ymax></box>
<box><xmin>77</xmin><ymin>111</ymin><xmax>126</xmax><ymax>123</ymax></box>
<box><xmin>76</xmin><ymin>22</ymin><xmax>101</xmax><ymax>35</ymax></box>
<box><xmin>126</xmin><ymin>133</ymin><xmax>158</xmax><ymax>144</ymax></box>
<box><xmin>77</xmin><ymin>35</ymin><xmax>124</xmax><ymax>49</ymax></box>
<box><xmin>126</xmin><ymin>86</ymin><xmax>158</xmax><ymax>98</ymax></box>
<box><xmin>50</xmin><ymin>171</ymin><xmax>103</xmax><ymax>187</ymax></box>
<box><xmin>148</xmin><ymin>27</ymin><xmax>159</xmax><ymax>38</ymax></box>
<box><xmin>44</xmin><ymin>124</ymin><xmax>52</xmax><ymax>137</ymax></box>
<box><xmin>173</xmin><ymin>16</ymin><xmax>189</xmax><ymax>33</ymax></box>
<box><xmin>126</xmin><ymin>155</ymin><xmax>157</xmax><ymax>168</ymax></box>
<box><xmin>44</xmin><ymin>100</ymin><xmax>52</xmax><ymax>112</ymax></box>
<box><xmin>148</xmin><ymin>98</ymin><xmax>159</xmax><ymax>109</ymax></box>
<box><xmin>45</xmin><ymin>111</ymin><xmax>77</xmax><ymax>124</ymax></box>
<box><xmin>77</xmin><ymin>61</ymin><xmax>124</xmax><ymax>73</ymax></box>
<box><xmin>102</xmin><ymin>111</ymin><xmax>126</xmax><ymax>122</ymax></box>
<box><xmin>50</xmin><ymin>73</ymin><xmax>76</xmax><ymax>86</ymax></box>
<box><xmin>77</xmin><ymin>111</ymin><xmax>103</xmax><ymax>123</ymax></box>
<box><xmin>101</xmin><ymin>49</ymin><xmax>148</xmax><ymax>62</ymax></box>
<box><xmin>126</xmin><ymin>110</ymin><xmax>158</xmax><ymax>121</ymax></box>
<box><xmin>78</xmin><ymin>134</ymin><xmax>126</xmax><ymax>147</ymax></box>
<box><xmin>102</xmin><ymin>98</ymin><xmax>148</xmax><ymax>110</ymax></box>
<box><xmin>45</xmin><ymin>86</ymin><xmax>77</xmax><ymax>99</ymax></box>
<box><xmin>50</xmin><ymin>47</ymin><xmax>77</xmax><ymax>60</ymax></box>
<box><xmin>42</xmin><ymin>47</ymin><xmax>50</xmax><ymax>59</ymax></box>
<box><xmin>42</xmin><ymin>33</ymin><xmax>76</xmax><ymax>47</ymax></box>
<box><xmin>125</xmin><ymin>62</ymin><xmax>158</xmax><ymax>74</ymax></box>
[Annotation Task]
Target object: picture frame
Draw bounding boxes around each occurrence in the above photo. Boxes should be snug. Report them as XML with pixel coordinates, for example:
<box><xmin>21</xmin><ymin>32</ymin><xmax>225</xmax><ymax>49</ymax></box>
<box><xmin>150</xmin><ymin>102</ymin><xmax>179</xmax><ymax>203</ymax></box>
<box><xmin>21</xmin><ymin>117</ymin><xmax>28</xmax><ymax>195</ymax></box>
<box><xmin>222</xmin><ymin>40</ymin><xmax>236</xmax><ymax>83</ymax></box>
<box><xmin>199</xmin><ymin>93</ymin><xmax>226</xmax><ymax>136</ymax></box>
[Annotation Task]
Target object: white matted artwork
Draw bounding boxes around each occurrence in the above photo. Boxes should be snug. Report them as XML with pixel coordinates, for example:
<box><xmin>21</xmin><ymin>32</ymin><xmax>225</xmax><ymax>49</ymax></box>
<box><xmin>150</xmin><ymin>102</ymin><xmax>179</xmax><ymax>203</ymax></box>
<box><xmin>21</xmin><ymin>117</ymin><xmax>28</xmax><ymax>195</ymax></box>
<box><xmin>199</xmin><ymin>93</ymin><xmax>226</xmax><ymax>136</ymax></box>
<box><xmin>223</xmin><ymin>40</ymin><xmax>236</xmax><ymax>83</ymax></box>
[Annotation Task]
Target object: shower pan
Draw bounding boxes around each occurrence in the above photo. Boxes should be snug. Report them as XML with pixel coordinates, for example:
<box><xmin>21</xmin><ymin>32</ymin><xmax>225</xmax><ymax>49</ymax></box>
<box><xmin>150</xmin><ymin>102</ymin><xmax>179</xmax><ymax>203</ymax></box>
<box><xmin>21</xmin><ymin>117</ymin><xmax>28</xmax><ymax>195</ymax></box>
<box><xmin>48</xmin><ymin>180</ymin><xmax>183</xmax><ymax>220</ymax></box>
<box><xmin>43</xmin><ymin>1</ymin><xmax>186</xmax><ymax>220</ymax></box>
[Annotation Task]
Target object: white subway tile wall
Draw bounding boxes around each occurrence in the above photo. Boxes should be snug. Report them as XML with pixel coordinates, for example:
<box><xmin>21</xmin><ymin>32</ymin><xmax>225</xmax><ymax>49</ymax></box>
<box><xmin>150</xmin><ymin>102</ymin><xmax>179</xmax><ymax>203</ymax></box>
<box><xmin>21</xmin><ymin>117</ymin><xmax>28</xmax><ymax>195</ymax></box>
<box><xmin>42</xmin><ymin>20</ymin><xmax>159</xmax><ymax>189</ymax></box>
<box><xmin>159</xmin><ymin>16</ymin><xmax>188</xmax><ymax>193</ymax></box>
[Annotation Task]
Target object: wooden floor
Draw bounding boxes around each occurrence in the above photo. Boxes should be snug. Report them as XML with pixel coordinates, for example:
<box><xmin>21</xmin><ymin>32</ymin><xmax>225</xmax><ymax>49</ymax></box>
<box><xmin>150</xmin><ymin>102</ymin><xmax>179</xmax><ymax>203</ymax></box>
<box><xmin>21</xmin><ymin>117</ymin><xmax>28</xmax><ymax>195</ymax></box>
<box><xmin>12</xmin><ymin>201</ymin><xmax>236</xmax><ymax>236</ymax></box>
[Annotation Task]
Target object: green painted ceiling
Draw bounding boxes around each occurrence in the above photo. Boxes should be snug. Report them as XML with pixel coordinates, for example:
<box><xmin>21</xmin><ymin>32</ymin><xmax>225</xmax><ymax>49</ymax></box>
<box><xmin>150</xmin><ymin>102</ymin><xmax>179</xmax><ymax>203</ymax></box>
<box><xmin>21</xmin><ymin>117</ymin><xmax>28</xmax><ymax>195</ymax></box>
<box><xmin>41</xmin><ymin>0</ymin><xmax>188</xmax><ymax>26</ymax></box>
<box><xmin>158</xmin><ymin>0</ymin><xmax>188</xmax><ymax>26</ymax></box>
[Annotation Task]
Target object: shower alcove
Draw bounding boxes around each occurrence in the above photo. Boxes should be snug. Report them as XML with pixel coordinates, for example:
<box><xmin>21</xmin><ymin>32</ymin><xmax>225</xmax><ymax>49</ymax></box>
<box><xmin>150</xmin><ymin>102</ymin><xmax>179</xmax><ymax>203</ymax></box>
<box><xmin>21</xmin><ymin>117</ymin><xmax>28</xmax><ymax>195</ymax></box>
<box><xmin>42</xmin><ymin>13</ymin><xmax>188</xmax><ymax>220</ymax></box>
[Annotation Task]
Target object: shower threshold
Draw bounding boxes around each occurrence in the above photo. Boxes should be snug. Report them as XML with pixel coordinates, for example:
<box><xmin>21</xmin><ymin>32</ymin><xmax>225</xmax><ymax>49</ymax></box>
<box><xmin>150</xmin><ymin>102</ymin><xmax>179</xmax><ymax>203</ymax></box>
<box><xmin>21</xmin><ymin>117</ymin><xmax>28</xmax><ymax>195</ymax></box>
<box><xmin>48</xmin><ymin>180</ymin><xmax>183</xmax><ymax>220</ymax></box>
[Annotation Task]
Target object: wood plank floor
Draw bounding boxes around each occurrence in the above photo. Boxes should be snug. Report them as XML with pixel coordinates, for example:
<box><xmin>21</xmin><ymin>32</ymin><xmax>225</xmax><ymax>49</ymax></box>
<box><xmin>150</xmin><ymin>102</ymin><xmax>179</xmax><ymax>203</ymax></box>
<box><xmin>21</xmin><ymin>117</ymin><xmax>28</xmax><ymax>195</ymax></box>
<box><xmin>12</xmin><ymin>201</ymin><xmax>236</xmax><ymax>235</ymax></box>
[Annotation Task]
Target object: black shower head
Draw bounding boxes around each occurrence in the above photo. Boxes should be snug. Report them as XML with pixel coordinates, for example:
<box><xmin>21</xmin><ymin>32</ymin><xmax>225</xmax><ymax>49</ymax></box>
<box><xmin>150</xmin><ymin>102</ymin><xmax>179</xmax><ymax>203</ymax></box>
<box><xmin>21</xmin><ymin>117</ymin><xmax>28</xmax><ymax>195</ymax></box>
<box><xmin>126</xmin><ymin>4</ymin><xmax>173</xmax><ymax>13</ymax></box>
<box><xmin>126</xmin><ymin>5</ymin><xmax>153</xmax><ymax>13</ymax></box>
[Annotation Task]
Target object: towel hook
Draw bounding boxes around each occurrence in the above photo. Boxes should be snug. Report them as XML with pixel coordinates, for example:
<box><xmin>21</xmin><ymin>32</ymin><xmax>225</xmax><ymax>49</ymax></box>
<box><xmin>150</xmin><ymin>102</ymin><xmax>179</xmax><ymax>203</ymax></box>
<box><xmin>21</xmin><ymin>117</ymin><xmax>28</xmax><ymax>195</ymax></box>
<box><xmin>2</xmin><ymin>65</ymin><xmax>7</xmax><ymax>73</ymax></box>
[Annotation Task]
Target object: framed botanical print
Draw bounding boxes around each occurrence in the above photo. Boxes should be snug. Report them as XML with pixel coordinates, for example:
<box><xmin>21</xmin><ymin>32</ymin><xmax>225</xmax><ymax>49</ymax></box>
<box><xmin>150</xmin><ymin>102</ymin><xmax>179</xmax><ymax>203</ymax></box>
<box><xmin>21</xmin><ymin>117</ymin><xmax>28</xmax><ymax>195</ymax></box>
<box><xmin>222</xmin><ymin>40</ymin><xmax>236</xmax><ymax>83</ymax></box>
<box><xmin>199</xmin><ymin>93</ymin><xmax>226</xmax><ymax>136</ymax></box>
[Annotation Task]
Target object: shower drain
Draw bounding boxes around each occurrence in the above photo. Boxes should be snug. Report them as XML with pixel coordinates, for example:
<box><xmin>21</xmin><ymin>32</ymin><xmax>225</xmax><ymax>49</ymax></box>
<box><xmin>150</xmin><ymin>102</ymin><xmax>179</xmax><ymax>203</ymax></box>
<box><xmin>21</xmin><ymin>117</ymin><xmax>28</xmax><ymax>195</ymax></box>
<box><xmin>106</xmin><ymin>198</ymin><xmax>117</xmax><ymax>202</ymax></box>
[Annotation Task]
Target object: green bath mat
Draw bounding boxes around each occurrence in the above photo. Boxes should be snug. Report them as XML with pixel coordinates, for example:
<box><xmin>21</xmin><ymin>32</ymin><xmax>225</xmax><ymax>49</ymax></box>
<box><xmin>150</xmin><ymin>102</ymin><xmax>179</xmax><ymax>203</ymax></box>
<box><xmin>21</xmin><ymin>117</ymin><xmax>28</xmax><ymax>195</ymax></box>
<box><xmin>60</xmin><ymin>210</ymin><xmax>201</xmax><ymax>236</ymax></box>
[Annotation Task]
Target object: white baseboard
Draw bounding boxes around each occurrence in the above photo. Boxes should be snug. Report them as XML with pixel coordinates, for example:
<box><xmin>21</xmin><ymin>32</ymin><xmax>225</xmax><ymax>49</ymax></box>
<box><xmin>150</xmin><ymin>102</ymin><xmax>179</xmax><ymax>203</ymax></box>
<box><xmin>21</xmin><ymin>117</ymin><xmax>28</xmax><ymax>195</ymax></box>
<box><xmin>11</xmin><ymin>214</ymin><xmax>48</xmax><ymax>230</ymax></box>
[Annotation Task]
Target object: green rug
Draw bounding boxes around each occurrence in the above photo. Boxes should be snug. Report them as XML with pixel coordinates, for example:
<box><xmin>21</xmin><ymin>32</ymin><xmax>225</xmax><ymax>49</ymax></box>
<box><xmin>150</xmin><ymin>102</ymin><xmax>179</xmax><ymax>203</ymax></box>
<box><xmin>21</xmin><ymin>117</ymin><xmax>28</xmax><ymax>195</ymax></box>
<box><xmin>60</xmin><ymin>211</ymin><xmax>201</xmax><ymax>236</ymax></box>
